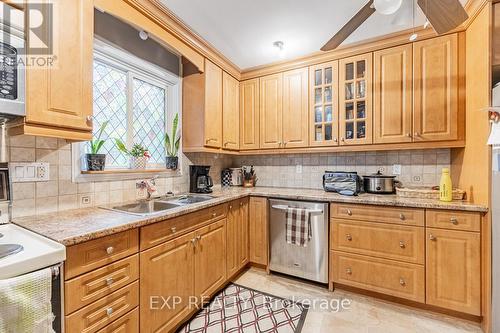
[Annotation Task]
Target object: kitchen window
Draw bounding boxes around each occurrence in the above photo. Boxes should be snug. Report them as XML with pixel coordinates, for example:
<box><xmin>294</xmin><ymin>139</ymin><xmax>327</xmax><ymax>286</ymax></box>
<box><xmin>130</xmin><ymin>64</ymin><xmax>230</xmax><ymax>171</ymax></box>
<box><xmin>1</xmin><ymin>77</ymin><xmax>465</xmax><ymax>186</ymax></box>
<box><xmin>75</xmin><ymin>39</ymin><xmax>181</xmax><ymax>179</ymax></box>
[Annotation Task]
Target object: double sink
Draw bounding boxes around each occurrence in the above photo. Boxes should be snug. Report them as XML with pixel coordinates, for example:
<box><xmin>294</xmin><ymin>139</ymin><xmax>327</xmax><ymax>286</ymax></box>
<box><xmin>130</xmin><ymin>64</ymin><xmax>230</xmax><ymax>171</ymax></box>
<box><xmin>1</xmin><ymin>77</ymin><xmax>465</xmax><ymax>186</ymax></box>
<box><xmin>107</xmin><ymin>194</ymin><xmax>215</xmax><ymax>216</ymax></box>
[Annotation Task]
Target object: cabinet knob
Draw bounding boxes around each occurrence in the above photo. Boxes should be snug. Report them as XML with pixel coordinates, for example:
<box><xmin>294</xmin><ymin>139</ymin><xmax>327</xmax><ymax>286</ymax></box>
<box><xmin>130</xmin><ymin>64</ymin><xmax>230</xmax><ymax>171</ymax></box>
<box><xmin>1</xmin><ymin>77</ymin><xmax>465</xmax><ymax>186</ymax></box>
<box><xmin>334</xmin><ymin>138</ymin><xmax>338</xmax><ymax>142</ymax></box>
<box><xmin>346</xmin><ymin>209</ymin><xmax>353</xmax><ymax>216</ymax></box>
<box><xmin>399</xmin><ymin>213</ymin><xmax>406</xmax><ymax>221</ymax></box>
<box><xmin>229</xmin><ymin>205</ymin><xmax>233</xmax><ymax>209</ymax></box>
<box><xmin>341</xmin><ymin>137</ymin><xmax>345</xmax><ymax>142</ymax></box>
<box><xmin>106</xmin><ymin>277</ymin><xmax>114</xmax><ymax>286</ymax></box>
<box><xmin>171</xmin><ymin>226</ymin><xmax>177</xmax><ymax>233</ymax></box>
<box><xmin>212</xmin><ymin>212</ymin><xmax>217</xmax><ymax>217</ymax></box>
<box><xmin>406</xmin><ymin>133</ymin><xmax>412</xmax><ymax>138</ymax></box>
<box><xmin>450</xmin><ymin>217</ymin><xmax>458</xmax><ymax>225</ymax></box>
<box><xmin>346</xmin><ymin>234</ymin><xmax>352</xmax><ymax>241</ymax></box>
<box><xmin>429</xmin><ymin>234</ymin><xmax>437</xmax><ymax>241</ymax></box>
<box><xmin>414</xmin><ymin>132</ymin><xmax>420</xmax><ymax>137</ymax></box>
<box><xmin>399</xmin><ymin>278</ymin><xmax>406</xmax><ymax>286</ymax></box>
<box><xmin>106</xmin><ymin>308</ymin><xmax>113</xmax><ymax>316</ymax></box>
<box><xmin>86</xmin><ymin>115</ymin><xmax>93</xmax><ymax>124</ymax></box>
<box><xmin>399</xmin><ymin>241</ymin><xmax>406</xmax><ymax>249</ymax></box>
<box><xmin>346</xmin><ymin>268</ymin><xmax>352</xmax><ymax>275</ymax></box>
<box><xmin>196</xmin><ymin>235</ymin><xmax>201</xmax><ymax>241</ymax></box>
<box><xmin>106</xmin><ymin>246</ymin><xmax>114</xmax><ymax>255</ymax></box>
<box><xmin>191</xmin><ymin>238</ymin><xmax>197</xmax><ymax>246</ymax></box>
<box><xmin>240</xmin><ymin>202</ymin><xmax>243</xmax><ymax>206</ymax></box>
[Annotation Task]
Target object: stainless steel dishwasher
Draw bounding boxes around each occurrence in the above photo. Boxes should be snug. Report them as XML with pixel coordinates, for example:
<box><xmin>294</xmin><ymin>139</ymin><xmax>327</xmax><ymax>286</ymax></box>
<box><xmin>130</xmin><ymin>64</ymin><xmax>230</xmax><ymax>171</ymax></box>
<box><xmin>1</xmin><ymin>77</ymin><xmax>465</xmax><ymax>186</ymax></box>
<box><xmin>268</xmin><ymin>198</ymin><xmax>329</xmax><ymax>283</ymax></box>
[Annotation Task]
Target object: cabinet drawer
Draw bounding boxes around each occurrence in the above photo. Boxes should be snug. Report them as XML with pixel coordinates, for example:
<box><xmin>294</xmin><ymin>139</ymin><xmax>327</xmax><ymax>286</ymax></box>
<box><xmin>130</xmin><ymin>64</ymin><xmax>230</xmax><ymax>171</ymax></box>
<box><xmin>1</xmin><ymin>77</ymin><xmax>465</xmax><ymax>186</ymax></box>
<box><xmin>331</xmin><ymin>219</ymin><xmax>424</xmax><ymax>264</ymax></box>
<box><xmin>426</xmin><ymin>210</ymin><xmax>481</xmax><ymax>232</ymax></box>
<box><xmin>140</xmin><ymin>203</ymin><xmax>228</xmax><ymax>250</ymax></box>
<box><xmin>66</xmin><ymin>229</ymin><xmax>139</xmax><ymax>279</ymax></box>
<box><xmin>66</xmin><ymin>281</ymin><xmax>139</xmax><ymax>333</ymax></box>
<box><xmin>96</xmin><ymin>307</ymin><xmax>139</xmax><ymax>333</ymax></box>
<box><xmin>65</xmin><ymin>255</ymin><xmax>139</xmax><ymax>315</ymax></box>
<box><xmin>330</xmin><ymin>204</ymin><xmax>424</xmax><ymax>226</ymax></box>
<box><xmin>331</xmin><ymin>251</ymin><xmax>425</xmax><ymax>303</ymax></box>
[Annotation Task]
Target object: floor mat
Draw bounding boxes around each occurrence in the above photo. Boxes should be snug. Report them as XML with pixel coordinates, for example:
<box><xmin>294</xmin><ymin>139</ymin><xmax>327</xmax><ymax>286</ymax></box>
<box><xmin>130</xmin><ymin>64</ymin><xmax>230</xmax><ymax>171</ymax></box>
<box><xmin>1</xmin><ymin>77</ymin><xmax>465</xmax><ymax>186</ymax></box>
<box><xmin>177</xmin><ymin>283</ymin><xmax>309</xmax><ymax>333</ymax></box>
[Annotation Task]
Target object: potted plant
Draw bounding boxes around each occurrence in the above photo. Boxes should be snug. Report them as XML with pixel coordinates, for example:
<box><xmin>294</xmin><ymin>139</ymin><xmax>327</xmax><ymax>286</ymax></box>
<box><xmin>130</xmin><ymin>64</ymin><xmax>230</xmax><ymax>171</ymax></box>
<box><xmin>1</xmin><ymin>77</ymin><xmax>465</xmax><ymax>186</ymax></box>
<box><xmin>165</xmin><ymin>113</ymin><xmax>181</xmax><ymax>170</ymax></box>
<box><xmin>115</xmin><ymin>140</ymin><xmax>151</xmax><ymax>169</ymax></box>
<box><xmin>86</xmin><ymin>121</ymin><xmax>108</xmax><ymax>171</ymax></box>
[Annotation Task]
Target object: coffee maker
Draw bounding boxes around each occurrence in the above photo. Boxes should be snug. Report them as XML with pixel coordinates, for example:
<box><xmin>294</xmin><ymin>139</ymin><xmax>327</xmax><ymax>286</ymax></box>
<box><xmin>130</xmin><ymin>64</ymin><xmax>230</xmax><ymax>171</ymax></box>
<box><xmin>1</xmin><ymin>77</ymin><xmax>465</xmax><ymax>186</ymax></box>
<box><xmin>189</xmin><ymin>165</ymin><xmax>213</xmax><ymax>193</ymax></box>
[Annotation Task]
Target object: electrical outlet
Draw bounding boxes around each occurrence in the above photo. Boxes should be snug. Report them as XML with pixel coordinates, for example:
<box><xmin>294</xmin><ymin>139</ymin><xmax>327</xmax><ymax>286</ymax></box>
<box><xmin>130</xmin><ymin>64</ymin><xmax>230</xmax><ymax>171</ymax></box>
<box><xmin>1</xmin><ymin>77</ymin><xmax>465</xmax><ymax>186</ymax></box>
<box><xmin>295</xmin><ymin>165</ymin><xmax>302</xmax><ymax>174</ymax></box>
<box><xmin>10</xmin><ymin>162</ymin><xmax>50</xmax><ymax>182</ymax></box>
<box><xmin>413</xmin><ymin>175</ymin><xmax>422</xmax><ymax>182</ymax></box>
<box><xmin>392</xmin><ymin>164</ymin><xmax>402</xmax><ymax>175</ymax></box>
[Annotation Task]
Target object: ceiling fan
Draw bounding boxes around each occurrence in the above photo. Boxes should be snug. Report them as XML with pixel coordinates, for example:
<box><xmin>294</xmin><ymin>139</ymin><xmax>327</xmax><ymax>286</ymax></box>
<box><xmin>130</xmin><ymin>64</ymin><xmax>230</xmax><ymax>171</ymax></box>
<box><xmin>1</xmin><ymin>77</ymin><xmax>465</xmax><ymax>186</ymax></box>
<box><xmin>321</xmin><ymin>0</ymin><xmax>468</xmax><ymax>51</ymax></box>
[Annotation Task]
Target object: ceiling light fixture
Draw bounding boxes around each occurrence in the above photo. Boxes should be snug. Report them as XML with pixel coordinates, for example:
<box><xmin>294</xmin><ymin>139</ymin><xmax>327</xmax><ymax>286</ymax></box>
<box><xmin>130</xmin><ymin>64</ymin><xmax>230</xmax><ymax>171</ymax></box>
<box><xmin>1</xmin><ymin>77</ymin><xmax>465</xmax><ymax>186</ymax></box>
<box><xmin>273</xmin><ymin>41</ymin><xmax>285</xmax><ymax>57</ymax></box>
<box><xmin>139</xmin><ymin>30</ymin><xmax>149</xmax><ymax>41</ymax></box>
<box><xmin>373</xmin><ymin>0</ymin><xmax>402</xmax><ymax>15</ymax></box>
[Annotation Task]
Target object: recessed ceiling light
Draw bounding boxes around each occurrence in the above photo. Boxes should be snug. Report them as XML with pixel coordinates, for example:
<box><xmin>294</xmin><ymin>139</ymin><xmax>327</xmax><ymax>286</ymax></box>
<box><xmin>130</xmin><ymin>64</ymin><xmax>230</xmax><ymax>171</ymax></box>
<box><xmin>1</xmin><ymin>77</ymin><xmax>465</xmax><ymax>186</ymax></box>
<box><xmin>139</xmin><ymin>30</ymin><xmax>149</xmax><ymax>41</ymax></box>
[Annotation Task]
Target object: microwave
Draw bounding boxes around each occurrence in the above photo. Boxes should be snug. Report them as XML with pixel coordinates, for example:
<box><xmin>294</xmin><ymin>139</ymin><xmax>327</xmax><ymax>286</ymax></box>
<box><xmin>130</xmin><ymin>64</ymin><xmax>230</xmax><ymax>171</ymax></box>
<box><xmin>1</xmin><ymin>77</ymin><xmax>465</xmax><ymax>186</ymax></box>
<box><xmin>0</xmin><ymin>2</ymin><xmax>25</xmax><ymax>117</ymax></box>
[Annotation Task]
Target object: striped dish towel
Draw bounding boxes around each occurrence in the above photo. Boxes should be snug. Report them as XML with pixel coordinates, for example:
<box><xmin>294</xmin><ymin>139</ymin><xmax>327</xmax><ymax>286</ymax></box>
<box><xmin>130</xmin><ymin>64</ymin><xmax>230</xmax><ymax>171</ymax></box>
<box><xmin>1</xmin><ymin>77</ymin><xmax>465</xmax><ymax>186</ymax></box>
<box><xmin>285</xmin><ymin>207</ymin><xmax>312</xmax><ymax>247</ymax></box>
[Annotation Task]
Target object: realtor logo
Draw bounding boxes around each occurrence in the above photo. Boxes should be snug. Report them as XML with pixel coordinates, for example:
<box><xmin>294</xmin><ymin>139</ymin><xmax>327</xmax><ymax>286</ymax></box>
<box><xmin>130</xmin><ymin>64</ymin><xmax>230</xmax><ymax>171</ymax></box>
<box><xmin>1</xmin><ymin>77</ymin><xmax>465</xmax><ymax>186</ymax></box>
<box><xmin>25</xmin><ymin>2</ymin><xmax>53</xmax><ymax>55</ymax></box>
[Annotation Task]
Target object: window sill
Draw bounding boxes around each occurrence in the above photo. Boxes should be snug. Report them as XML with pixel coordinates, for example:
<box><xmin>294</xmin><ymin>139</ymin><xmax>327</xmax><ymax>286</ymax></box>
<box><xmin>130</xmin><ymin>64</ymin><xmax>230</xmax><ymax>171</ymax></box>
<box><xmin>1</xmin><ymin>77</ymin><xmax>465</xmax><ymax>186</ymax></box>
<box><xmin>81</xmin><ymin>168</ymin><xmax>170</xmax><ymax>175</ymax></box>
<box><xmin>74</xmin><ymin>167</ymin><xmax>182</xmax><ymax>183</ymax></box>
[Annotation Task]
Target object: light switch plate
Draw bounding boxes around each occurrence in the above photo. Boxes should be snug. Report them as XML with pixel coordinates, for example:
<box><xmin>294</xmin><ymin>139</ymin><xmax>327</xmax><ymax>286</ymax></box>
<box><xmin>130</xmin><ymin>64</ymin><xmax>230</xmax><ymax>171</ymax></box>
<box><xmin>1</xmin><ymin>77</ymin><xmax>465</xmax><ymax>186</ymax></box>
<box><xmin>10</xmin><ymin>162</ymin><xmax>50</xmax><ymax>182</ymax></box>
<box><xmin>295</xmin><ymin>165</ymin><xmax>303</xmax><ymax>174</ymax></box>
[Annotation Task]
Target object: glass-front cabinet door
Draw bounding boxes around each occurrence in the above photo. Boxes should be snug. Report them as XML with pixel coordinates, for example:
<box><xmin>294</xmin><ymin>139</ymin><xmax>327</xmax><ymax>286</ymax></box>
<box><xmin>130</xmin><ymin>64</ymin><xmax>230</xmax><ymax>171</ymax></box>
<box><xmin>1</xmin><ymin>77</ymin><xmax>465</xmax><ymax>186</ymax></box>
<box><xmin>309</xmin><ymin>61</ymin><xmax>339</xmax><ymax>146</ymax></box>
<box><xmin>339</xmin><ymin>54</ymin><xmax>372</xmax><ymax>145</ymax></box>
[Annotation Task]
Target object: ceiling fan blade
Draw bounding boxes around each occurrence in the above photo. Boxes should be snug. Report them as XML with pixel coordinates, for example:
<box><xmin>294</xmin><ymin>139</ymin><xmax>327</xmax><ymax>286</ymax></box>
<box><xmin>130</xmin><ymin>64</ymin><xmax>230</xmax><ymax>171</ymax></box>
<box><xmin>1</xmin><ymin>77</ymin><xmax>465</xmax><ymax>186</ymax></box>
<box><xmin>321</xmin><ymin>0</ymin><xmax>376</xmax><ymax>51</ymax></box>
<box><xmin>417</xmin><ymin>0</ymin><xmax>468</xmax><ymax>34</ymax></box>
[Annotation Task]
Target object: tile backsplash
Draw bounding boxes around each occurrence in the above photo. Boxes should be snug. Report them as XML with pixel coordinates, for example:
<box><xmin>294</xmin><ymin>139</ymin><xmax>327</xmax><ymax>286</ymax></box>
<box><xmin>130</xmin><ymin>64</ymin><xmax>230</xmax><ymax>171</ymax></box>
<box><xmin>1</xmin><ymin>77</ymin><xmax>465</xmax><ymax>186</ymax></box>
<box><xmin>233</xmin><ymin>150</ymin><xmax>451</xmax><ymax>190</ymax></box>
<box><xmin>8</xmin><ymin>134</ymin><xmax>450</xmax><ymax>217</ymax></box>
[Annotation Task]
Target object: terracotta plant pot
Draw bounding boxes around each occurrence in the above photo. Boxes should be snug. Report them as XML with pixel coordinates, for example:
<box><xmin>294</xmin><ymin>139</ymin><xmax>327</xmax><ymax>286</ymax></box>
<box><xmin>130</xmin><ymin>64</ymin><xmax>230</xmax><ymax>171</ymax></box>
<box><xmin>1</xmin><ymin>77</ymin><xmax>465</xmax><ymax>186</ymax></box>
<box><xmin>85</xmin><ymin>154</ymin><xmax>106</xmax><ymax>171</ymax></box>
<box><xmin>131</xmin><ymin>156</ymin><xmax>148</xmax><ymax>169</ymax></box>
<box><xmin>166</xmin><ymin>156</ymin><xmax>178</xmax><ymax>170</ymax></box>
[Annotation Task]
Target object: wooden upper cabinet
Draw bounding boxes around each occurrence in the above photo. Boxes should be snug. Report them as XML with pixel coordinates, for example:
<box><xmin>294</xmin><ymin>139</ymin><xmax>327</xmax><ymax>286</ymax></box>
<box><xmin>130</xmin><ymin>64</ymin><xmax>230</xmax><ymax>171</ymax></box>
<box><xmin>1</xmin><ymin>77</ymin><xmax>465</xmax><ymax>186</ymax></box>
<box><xmin>204</xmin><ymin>60</ymin><xmax>223</xmax><ymax>148</ymax></box>
<box><xmin>259</xmin><ymin>73</ymin><xmax>283</xmax><ymax>149</ymax></box>
<box><xmin>310</xmin><ymin>61</ymin><xmax>339</xmax><ymax>146</ymax></box>
<box><xmin>222</xmin><ymin>72</ymin><xmax>240</xmax><ymax>150</ymax></box>
<box><xmin>426</xmin><ymin>228</ymin><xmax>481</xmax><ymax>315</ymax></box>
<box><xmin>339</xmin><ymin>53</ymin><xmax>373</xmax><ymax>145</ymax></box>
<box><xmin>374</xmin><ymin>45</ymin><xmax>413</xmax><ymax>144</ymax></box>
<box><xmin>23</xmin><ymin>0</ymin><xmax>93</xmax><ymax>140</ymax></box>
<box><xmin>183</xmin><ymin>59</ymin><xmax>223</xmax><ymax>150</ymax></box>
<box><xmin>413</xmin><ymin>34</ymin><xmax>459</xmax><ymax>142</ymax></box>
<box><xmin>282</xmin><ymin>68</ymin><xmax>309</xmax><ymax>148</ymax></box>
<box><xmin>240</xmin><ymin>79</ymin><xmax>260</xmax><ymax>150</ymax></box>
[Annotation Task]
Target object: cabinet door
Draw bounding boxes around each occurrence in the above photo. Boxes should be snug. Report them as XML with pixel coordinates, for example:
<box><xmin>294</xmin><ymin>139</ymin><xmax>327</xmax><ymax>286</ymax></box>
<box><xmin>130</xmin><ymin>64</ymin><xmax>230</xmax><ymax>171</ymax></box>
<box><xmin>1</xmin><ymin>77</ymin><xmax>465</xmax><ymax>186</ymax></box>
<box><xmin>339</xmin><ymin>53</ymin><xmax>373</xmax><ymax>145</ymax></box>
<box><xmin>414</xmin><ymin>34</ymin><xmax>459</xmax><ymax>141</ymax></box>
<box><xmin>222</xmin><ymin>72</ymin><xmax>240</xmax><ymax>150</ymax></box>
<box><xmin>26</xmin><ymin>0</ymin><xmax>93</xmax><ymax>131</ymax></box>
<box><xmin>194</xmin><ymin>220</ymin><xmax>226</xmax><ymax>299</ymax></box>
<box><xmin>226</xmin><ymin>200</ymin><xmax>239</xmax><ymax>278</ymax></box>
<box><xmin>260</xmin><ymin>73</ymin><xmax>283</xmax><ymax>149</ymax></box>
<box><xmin>310</xmin><ymin>61</ymin><xmax>339</xmax><ymax>146</ymax></box>
<box><xmin>374</xmin><ymin>45</ymin><xmax>413</xmax><ymax>144</ymax></box>
<box><xmin>282</xmin><ymin>68</ymin><xmax>309</xmax><ymax>148</ymax></box>
<box><xmin>140</xmin><ymin>232</ymin><xmax>195</xmax><ymax>333</ymax></box>
<box><xmin>240</xmin><ymin>79</ymin><xmax>260</xmax><ymax>150</ymax></box>
<box><xmin>426</xmin><ymin>228</ymin><xmax>480</xmax><ymax>315</ymax></box>
<box><xmin>204</xmin><ymin>60</ymin><xmax>223</xmax><ymax>148</ymax></box>
<box><xmin>238</xmin><ymin>197</ymin><xmax>250</xmax><ymax>268</ymax></box>
<box><xmin>249</xmin><ymin>197</ymin><xmax>268</xmax><ymax>266</ymax></box>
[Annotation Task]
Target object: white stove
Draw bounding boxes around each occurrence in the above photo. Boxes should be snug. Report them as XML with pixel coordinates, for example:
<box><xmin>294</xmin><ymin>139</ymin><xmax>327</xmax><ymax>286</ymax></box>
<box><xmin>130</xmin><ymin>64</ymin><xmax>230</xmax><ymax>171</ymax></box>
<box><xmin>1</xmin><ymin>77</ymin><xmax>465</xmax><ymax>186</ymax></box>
<box><xmin>0</xmin><ymin>224</ymin><xmax>66</xmax><ymax>279</ymax></box>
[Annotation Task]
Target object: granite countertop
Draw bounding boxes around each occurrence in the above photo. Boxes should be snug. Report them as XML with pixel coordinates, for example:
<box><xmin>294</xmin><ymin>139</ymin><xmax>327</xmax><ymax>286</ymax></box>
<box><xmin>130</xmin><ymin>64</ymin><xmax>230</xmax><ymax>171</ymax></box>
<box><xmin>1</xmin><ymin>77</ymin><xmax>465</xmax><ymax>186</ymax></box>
<box><xmin>13</xmin><ymin>186</ymin><xmax>488</xmax><ymax>246</ymax></box>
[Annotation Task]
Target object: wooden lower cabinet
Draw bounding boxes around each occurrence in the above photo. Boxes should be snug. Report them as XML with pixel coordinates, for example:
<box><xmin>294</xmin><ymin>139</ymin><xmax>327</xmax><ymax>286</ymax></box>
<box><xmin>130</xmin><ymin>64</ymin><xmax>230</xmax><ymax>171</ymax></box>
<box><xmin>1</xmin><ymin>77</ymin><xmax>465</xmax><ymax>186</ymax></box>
<box><xmin>194</xmin><ymin>219</ymin><xmax>227</xmax><ymax>299</ymax></box>
<box><xmin>426</xmin><ymin>228</ymin><xmax>481</xmax><ymax>315</ymax></box>
<box><xmin>249</xmin><ymin>197</ymin><xmax>268</xmax><ymax>265</ymax></box>
<box><xmin>96</xmin><ymin>308</ymin><xmax>139</xmax><ymax>333</ymax></box>
<box><xmin>226</xmin><ymin>198</ymin><xmax>249</xmax><ymax>278</ymax></box>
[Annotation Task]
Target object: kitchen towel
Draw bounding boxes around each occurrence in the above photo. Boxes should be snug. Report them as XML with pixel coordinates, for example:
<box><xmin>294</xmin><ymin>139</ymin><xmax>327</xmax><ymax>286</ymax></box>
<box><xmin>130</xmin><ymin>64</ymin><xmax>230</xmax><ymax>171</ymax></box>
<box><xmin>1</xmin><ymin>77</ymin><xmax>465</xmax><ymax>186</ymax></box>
<box><xmin>285</xmin><ymin>207</ymin><xmax>312</xmax><ymax>247</ymax></box>
<box><xmin>0</xmin><ymin>267</ymin><xmax>55</xmax><ymax>333</ymax></box>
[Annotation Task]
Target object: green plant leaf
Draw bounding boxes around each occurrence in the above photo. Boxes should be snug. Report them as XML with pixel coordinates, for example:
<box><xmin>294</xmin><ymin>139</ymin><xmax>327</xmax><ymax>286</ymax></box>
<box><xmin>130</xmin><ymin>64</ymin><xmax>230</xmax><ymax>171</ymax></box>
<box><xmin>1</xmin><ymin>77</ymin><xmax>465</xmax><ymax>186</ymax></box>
<box><xmin>171</xmin><ymin>114</ymin><xmax>178</xmax><ymax>148</ymax></box>
<box><xmin>95</xmin><ymin>140</ymin><xmax>105</xmax><ymax>154</ymax></box>
<box><xmin>174</xmin><ymin>136</ymin><xmax>180</xmax><ymax>156</ymax></box>
<box><xmin>165</xmin><ymin>132</ymin><xmax>172</xmax><ymax>156</ymax></box>
<box><xmin>115</xmin><ymin>139</ymin><xmax>130</xmax><ymax>156</ymax></box>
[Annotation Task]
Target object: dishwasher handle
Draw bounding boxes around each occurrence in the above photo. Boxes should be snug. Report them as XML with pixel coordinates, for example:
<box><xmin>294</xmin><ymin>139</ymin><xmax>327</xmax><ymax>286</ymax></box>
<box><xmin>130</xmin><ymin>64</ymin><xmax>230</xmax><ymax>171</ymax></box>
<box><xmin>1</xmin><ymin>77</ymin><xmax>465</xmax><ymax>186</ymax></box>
<box><xmin>271</xmin><ymin>204</ymin><xmax>323</xmax><ymax>215</ymax></box>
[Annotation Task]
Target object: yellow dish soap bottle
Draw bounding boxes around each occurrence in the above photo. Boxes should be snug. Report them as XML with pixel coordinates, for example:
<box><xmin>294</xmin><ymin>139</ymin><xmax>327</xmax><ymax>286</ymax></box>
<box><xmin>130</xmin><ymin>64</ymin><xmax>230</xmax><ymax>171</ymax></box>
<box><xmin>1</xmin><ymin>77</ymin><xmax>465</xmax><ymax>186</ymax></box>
<box><xmin>439</xmin><ymin>168</ymin><xmax>453</xmax><ymax>202</ymax></box>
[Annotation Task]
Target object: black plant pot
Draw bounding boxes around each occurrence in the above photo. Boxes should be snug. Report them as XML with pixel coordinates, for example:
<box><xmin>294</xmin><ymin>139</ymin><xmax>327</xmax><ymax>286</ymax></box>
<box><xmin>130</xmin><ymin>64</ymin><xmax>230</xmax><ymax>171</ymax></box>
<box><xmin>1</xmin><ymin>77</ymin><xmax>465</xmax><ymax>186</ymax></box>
<box><xmin>86</xmin><ymin>154</ymin><xmax>106</xmax><ymax>171</ymax></box>
<box><xmin>166</xmin><ymin>156</ymin><xmax>178</xmax><ymax>170</ymax></box>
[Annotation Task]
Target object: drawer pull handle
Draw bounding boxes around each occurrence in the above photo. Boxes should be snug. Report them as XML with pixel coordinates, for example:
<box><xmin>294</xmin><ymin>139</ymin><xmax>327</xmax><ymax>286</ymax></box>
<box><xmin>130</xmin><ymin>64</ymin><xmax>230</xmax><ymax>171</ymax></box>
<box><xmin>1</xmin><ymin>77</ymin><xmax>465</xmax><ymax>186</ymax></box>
<box><xmin>399</xmin><ymin>213</ymin><xmax>406</xmax><ymax>221</ymax></box>
<box><xmin>347</xmin><ymin>209</ymin><xmax>353</xmax><ymax>216</ymax></box>
<box><xmin>240</xmin><ymin>202</ymin><xmax>243</xmax><ymax>206</ymax></box>
<box><xmin>346</xmin><ymin>234</ymin><xmax>352</xmax><ymax>241</ymax></box>
<box><xmin>171</xmin><ymin>227</ymin><xmax>177</xmax><ymax>233</ymax></box>
<box><xmin>429</xmin><ymin>234</ymin><xmax>437</xmax><ymax>241</ymax></box>
<box><xmin>106</xmin><ymin>308</ymin><xmax>113</xmax><ymax>316</ymax></box>
<box><xmin>399</xmin><ymin>278</ymin><xmax>406</xmax><ymax>286</ymax></box>
<box><xmin>399</xmin><ymin>241</ymin><xmax>406</xmax><ymax>249</ymax></box>
<box><xmin>212</xmin><ymin>212</ymin><xmax>217</xmax><ymax>217</ymax></box>
<box><xmin>450</xmin><ymin>217</ymin><xmax>458</xmax><ymax>225</ymax></box>
<box><xmin>196</xmin><ymin>235</ymin><xmax>201</xmax><ymax>241</ymax></box>
<box><xmin>346</xmin><ymin>268</ymin><xmax>352</xmax><ymax>275</ymax></box>
<box><xmin>106</xmin><ymin>246</ymin><xmax>114</xmax><ymax>255</ymax></box>
<box><xmin>105</xmin><ymin>277</ymin><xmax>114</xmax><ymax>286</ymax></box>
<box><xmin>229</xmin><ymin>205</ymin><xmax>233</xmax><ymax>209</ymax></box>
<box><xmin>191</xmin><ymin>238</ymin><xmax>197</xmax><ymax>246</ymax></box>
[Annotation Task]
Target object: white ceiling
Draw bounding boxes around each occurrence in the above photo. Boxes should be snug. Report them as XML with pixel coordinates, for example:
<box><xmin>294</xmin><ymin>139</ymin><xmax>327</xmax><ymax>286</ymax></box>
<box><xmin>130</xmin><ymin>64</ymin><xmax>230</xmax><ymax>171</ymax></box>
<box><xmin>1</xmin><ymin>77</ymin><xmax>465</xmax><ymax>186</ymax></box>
<box><xmin>160</xmin><ymin>0</ymin><xmax>467</xmax><ymax>70</ymax></box>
